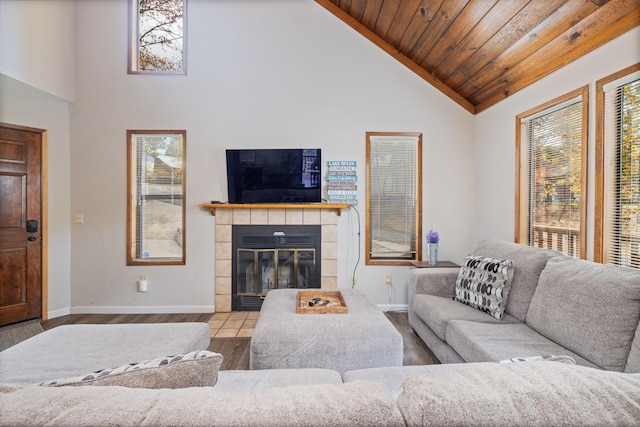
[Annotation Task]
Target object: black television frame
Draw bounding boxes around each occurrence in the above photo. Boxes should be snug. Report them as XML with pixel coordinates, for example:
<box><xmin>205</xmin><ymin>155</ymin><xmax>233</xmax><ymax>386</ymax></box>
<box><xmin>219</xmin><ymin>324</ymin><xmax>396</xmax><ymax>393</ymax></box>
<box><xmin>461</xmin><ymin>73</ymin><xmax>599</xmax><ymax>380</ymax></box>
<box><xmin>226</xmin><ymin>148</ymin><xmax>322</xmax><ymax>204</ymax></box>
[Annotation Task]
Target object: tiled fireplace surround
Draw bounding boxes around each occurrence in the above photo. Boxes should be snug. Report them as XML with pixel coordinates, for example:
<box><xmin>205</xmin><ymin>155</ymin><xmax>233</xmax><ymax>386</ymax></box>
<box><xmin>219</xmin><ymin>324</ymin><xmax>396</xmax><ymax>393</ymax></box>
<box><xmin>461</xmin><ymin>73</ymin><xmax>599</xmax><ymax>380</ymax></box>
<box><xmin>214</xmin><ymin>208</ymin><xmax>339</xmax><ymax>312</ymax></box>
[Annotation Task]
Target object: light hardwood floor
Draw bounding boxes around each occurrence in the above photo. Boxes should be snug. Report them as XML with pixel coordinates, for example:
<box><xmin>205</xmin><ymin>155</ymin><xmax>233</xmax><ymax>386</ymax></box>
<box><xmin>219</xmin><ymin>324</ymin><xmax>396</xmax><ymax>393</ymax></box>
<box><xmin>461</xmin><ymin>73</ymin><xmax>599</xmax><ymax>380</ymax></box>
<box><xmin>41</xmin><ymin>311</ymin><xmax>439</xmax><ymax>370</ymax></box>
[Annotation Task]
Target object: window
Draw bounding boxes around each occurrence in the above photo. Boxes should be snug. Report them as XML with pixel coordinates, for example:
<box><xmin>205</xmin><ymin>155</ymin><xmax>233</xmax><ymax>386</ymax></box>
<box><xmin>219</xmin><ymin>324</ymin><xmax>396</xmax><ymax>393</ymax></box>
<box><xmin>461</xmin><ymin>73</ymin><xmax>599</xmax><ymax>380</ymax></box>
<box><xmin>595</xmin><ymin>64</ymin><xmax>640</xmax><ymax>268</ymax></box>
<box><xmin>516</xmin><ymin>87</ymin><xmax>588</xmax><ymax>258</ymax></box>
<box><xmin>128</xmin><ymin>0</ymin><xmax>186</xmax><ymax>74</ymax></box>
<box><xmin>127</xmin><ymin>130</ymin><xmax>186</xmax><ymax>265</ymax></box>
<box><xmin>366</xmin><ymin>132</ymin><xmax>422</xmax><ymax>265</ymax></box>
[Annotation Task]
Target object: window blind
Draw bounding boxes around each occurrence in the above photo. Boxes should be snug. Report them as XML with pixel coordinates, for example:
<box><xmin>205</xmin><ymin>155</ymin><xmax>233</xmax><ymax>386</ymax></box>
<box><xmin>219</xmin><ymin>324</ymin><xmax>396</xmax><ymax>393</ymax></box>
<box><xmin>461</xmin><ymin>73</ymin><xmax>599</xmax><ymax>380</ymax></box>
<box><xmin>603</xmin><ymin>75</ymin><xmax>640</xmax><ymax>268</ymax></box>
<box><xmin>368</xmin><ymin>135</ymin><xmax>418</xmax><ymax>260</ymax></box>
<box><xmin>520</xmin><ymin>97</ymin><xmax>583</xmax><ymax>257</ymax></box>
<box><xmin>127</xmin><ymin>131</ymin><xmax>185</xmax><ymax>265</ymax></box>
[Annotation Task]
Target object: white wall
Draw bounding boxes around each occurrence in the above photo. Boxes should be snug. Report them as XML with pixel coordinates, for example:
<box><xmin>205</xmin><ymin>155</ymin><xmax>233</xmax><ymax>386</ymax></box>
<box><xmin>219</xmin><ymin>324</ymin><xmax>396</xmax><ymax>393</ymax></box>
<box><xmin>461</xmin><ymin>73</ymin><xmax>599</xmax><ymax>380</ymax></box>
<box><xmin>0</xmin><ymin>75</ymin><xmax>73</xmax><ymax>318</ymax></box>
<box><xmin>8</xmin><ymin>0</ymin><xmax>635</xmax><ymax>315</ymax></box>
<box><xmin>474</xmin><ymin>27</ymin><xmax>640</xmax><ymax>260</ymax></box>
<box><xmin>0</xmin><ymin>0</ymin><xmax>75</xmax><ymax>102</ymax></box>
<box><xmin>69</xmin><ymin>0</ymin><xmax>475</xmax><ymax>312</ymax></box>
<box><xmin>0</xmin><ymin>0</ymin><xmax>75</xmax><ymax>319</ymax></box>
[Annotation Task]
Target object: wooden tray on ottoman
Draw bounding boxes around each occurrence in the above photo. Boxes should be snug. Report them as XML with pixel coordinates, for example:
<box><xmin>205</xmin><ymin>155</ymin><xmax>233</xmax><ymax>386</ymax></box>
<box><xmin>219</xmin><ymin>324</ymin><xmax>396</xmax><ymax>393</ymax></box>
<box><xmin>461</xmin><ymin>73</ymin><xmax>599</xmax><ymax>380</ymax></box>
<box><xmin>296</xmin><ymin>291</ymin><xmax>348</xmax><ymax>314</ymax></box>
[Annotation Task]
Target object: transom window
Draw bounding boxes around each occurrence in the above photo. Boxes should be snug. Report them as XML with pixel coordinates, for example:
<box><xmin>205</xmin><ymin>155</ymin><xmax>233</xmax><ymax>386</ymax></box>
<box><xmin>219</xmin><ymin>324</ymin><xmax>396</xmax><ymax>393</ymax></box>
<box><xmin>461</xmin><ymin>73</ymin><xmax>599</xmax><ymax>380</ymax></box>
<box><xmin>128</xmin><ymin>0</ymin><xmax>186</xmax><ymax>74</ymax></box>
<box><xmin>127</xmin><ymin>130</ymin><xmax>186</xmax><ymax>265</ymax></box>
<box><xmin>366</xmin><ymin>132</ymin><xmax>422</xmax><ymax>265</ymax></box>
<box><xmin>515</xmin><ymin>87</ymin><xmax>588</xmax><ymax>258</ymax></box>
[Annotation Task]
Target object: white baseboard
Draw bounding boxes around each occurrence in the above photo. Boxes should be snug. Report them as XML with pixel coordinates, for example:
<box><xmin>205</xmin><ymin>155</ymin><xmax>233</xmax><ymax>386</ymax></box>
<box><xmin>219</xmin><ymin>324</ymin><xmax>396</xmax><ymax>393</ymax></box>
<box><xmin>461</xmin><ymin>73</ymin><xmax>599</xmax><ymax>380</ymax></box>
<box><xmin>47</xmin><ymin>307</ymin><xmax>71</xmax><ymax>319</ymax></box>
<box><xmin>69</xmin><ymin>305</ymin><xmax>215</xmax><ymax>315</ymax></box>
<box><xmin>378</xmin><ymin>304</ymin><xmax>408</xmax><ymax>312</ymax></box>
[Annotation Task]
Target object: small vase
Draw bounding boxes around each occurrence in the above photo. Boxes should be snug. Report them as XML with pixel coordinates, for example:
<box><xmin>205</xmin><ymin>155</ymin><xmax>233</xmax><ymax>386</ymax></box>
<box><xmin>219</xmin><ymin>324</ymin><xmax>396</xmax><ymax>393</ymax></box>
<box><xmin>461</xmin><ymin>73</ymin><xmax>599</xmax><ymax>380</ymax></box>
<box><xmin>428</xmin><ymin>243</ymin><xmax>438</xmax><ymax>266</ymax></box>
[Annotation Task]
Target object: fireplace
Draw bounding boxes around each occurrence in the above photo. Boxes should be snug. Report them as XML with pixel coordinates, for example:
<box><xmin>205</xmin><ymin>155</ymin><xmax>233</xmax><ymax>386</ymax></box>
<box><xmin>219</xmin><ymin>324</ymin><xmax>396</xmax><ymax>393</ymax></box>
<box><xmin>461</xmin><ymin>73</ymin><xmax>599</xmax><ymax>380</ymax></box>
<box><xmin>232</xmin><ymin>225</ymin><xmax>321</xmax><ymax>311</ymax></box>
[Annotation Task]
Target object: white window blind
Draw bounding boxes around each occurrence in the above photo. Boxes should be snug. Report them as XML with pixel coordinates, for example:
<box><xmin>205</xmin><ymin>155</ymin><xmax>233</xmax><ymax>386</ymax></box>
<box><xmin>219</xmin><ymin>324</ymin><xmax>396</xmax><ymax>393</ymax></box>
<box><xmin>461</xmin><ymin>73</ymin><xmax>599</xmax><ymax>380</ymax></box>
<box><xmin>127</xmin><ymin>131</ymin><xmax>186</xmax><ymax>265</ymax></box>
<box><xmin>519</xmin><ymin>96</ymin><xmax>583</xmax><ymax>257</ymax></box>
<box><xmin>602</xmin><ymin>74</ymin><xmax>640</xmax><ymax>268</ymax></box>
<box><xmin>366</xmin><ymin>133</ymin><xmax>421</xmax><ymax>263</ymax></box>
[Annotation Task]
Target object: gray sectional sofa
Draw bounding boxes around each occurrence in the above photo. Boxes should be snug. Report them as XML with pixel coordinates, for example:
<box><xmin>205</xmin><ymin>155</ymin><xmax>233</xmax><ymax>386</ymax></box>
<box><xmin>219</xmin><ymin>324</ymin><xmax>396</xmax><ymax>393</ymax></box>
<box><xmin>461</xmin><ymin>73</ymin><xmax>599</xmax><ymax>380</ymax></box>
<box><xmin>409</xmin><ymin>239</ymin><xmax>640</xmax><ymax>372</ymax></box>
<box><xmin>2</xmin><ymin>240</ymin><xmax>640</xmax><ymax>425</ymax></box>
<box><xmin>2</xmin><ymin>359</ymin><xmax>640</xmax><ymax>425</ymax></box>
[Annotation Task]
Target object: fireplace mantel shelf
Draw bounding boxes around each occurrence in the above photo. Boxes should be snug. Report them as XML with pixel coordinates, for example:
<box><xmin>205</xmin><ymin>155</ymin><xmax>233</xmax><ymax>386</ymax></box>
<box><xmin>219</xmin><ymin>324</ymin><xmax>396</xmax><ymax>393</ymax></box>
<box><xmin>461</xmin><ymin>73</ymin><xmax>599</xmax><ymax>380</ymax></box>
<box><xmin>201</xmin><ymin>202</ymin><xmax>350</xmax><ymax>216</ymax></box>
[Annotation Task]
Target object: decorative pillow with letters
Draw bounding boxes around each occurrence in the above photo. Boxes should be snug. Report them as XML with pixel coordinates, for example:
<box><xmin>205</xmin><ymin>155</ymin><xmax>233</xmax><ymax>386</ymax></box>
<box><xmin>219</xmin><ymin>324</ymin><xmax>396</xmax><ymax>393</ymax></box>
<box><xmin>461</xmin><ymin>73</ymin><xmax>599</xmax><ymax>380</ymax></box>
<box><xmin>39</xmin><ymin>350</ymin><xmax>223</xmax><ymax>389</ymax></box>
<box><xmin>453</xmin><ymin>255</ymin><xmax>514</xmax><ymax>320</ymax></box>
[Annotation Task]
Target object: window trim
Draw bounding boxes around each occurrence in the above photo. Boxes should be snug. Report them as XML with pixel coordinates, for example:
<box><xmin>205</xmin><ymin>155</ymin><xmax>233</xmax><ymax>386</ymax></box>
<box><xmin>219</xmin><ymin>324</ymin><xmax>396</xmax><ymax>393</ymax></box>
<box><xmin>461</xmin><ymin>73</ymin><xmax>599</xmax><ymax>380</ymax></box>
<box><xmin>594</xmin><ymin>63</ymin><xmax>640</xmax><ymax>263</ymax></box>
<box><xmin>365</xmin><ymin>131</ymin><xmax>422</xmax><ymax>266</ymax></box>
<box><xmin>128</xmin><ymin>0</ymin><xmax>187</xmax><ymax>75</ymax></box>
<box><xmin>126</xmin><ymin>129</ymin><xmax>186</xmax><ymax>266</ymax></box>
<box><xmin>515</xmin><ymin>86</ymin><xmax>589</xmax><ymax>259</ymax></box>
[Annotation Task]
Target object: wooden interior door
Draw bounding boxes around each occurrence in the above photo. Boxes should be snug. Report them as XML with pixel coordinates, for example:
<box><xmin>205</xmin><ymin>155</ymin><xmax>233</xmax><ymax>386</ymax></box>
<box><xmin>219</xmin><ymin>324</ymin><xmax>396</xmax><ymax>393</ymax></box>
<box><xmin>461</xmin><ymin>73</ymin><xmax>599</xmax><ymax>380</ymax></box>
<box><xmin>0</xmin><ymin>124</ymin><xmax>43</xmax><ymax>326</ymax></box>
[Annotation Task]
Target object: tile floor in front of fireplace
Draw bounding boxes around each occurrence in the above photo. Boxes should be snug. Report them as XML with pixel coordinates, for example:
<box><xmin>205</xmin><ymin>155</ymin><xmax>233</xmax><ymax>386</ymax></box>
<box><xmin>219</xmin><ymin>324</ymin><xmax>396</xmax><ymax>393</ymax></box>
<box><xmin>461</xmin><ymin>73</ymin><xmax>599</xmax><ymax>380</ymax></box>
<box><xmin>208</xmin><ymin>311</ymin><xmax>259</xmax><ymax>338</ymax></box>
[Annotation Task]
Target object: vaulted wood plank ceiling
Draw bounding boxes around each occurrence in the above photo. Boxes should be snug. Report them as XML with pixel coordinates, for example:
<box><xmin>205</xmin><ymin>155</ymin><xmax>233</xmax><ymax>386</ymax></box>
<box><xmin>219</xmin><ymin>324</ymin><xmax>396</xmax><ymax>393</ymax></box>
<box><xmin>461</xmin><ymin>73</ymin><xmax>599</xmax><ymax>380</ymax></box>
<box><xmin>315</xmin><ymin>0</ymin><xmax>640</xmax><ymax>114</ymax></box>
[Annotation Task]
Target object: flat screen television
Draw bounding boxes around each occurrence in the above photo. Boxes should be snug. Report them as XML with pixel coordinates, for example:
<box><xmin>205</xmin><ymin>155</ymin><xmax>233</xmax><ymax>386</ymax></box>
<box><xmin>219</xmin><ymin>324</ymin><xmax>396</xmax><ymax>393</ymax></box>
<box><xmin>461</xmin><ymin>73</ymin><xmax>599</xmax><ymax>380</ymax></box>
<box><xmin>226</xmin><ymin>149</ymin><xmax>321</xmax><ymax>203</ymax></box>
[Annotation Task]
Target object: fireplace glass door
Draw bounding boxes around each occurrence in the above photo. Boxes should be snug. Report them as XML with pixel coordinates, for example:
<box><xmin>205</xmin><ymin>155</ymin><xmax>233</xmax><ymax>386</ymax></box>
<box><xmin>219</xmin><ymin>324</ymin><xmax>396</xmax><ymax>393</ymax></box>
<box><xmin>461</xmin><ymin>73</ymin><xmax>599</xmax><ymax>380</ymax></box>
<box><xmin>237</xmin><ymin>249</ymin><xmax>316</xmax><ymax>298</ymax></box>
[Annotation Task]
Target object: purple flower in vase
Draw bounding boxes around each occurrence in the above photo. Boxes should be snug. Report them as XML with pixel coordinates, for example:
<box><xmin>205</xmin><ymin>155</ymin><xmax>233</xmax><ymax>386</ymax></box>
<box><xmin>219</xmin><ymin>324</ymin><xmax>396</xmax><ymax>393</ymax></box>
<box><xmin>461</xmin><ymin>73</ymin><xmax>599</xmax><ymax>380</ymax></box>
<box><xmin>426</xmin><ymin>229</ymin><xmax>440</xmax><ymax>244</ymax></box>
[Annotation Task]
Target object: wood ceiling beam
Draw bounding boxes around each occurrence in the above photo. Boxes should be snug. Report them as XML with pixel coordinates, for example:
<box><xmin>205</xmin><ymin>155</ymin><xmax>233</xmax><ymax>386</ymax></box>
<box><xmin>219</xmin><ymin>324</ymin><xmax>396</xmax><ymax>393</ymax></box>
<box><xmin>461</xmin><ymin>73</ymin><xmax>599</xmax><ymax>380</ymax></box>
<box><xmin>457</xmin><ymin>0</ymin><xmax>599</xmax><ymax>99</ymax></box>
<box><xmin>416</xmin><ymin>0</ymin><xmax>498</xmax><ymax>71</ymax></box>
<box><xmin>396</xmin><ymin>0</ymin><xmax>446</xmax><ymax>54</ymax></box>
<box><xmin>315</xmin><ymin>0</ymin><xmax>477</xmax><ymax>114</ymax></box>
<box><xmin>445</xmin><ymin>0</ymin><xmax>569</xmax><ymax>90</ymax></box>
<box><xmin>361</xmin><ymin>0</ymin><xmax>384</xmax><ymax>28</ymax></box>
<box><xmin>473</xmin><ymin>0</ymin><xmax>640</xmax><ymax>113</ymax></box>
<box><xmin>431</xmin><ymin>0</ymin><xmax>531</xmax><ymax>83</ymax></box>
<box><xmin>406</xmin><ymin>0</ymin><xmax>468</xmax><ymax>62</ymax></box>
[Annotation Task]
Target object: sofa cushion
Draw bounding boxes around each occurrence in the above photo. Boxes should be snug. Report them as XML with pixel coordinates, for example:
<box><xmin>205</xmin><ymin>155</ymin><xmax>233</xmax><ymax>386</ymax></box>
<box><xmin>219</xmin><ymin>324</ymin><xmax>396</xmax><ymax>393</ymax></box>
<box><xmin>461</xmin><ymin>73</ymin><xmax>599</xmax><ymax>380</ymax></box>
<box><xmin>453</xmin><ymin>255</ymin><xmax>514</xmax><ymax>319</ymax></box>
<box><xmin>472</xmin><ymin>239</ymin><xmax>561</xmax><ymax>321</ymax></box>
<box><xmin>0</xmin><ymin>381</ymin><xmax>406</xmax><ymax>427</ymax></box>
<box><xmin>527</xmin><ymin>257</ymin><xmax>640</xmax><ymax>371</ymax></box>
<box><xmin>215</xmin><ymin>368</ymin><xmax>343</xmax><ymax>391</ymax></box>
<box><xmin>413</xmin><ymin>295</ymin><xmax>521</xmax><ymax>341</ymax></box>
<box><xmin>498</xmin><ymin>354</ymin><xmax>576</xmax><ymax>365</ymax></box>
<box><xmin>625</xmin><ymin>324</ymin><xmax>640</xmax><ymax>373</ymax></box>
<box><xmin>343</xmin><ymin>363</ymin><xmax>492</xmax><ymax>400</ymax></box>
<box><xmin>445</xmin><ymin>320</ymin><xmax>598</xmax><ymax>368</ymax></box>
<box><xmin>39</xmin><ymin>350</ymin><xmax>223</xmax><ymax>389</ymax></box>
<box><xmin>397</xmin><ymin>362</ymin><xmax>640</xmax><ymax>426</ymax></box>
<box><xmin>0</xmin><ymin>323</ymin><xmax>211</xmax><ymax>384</ymax></box>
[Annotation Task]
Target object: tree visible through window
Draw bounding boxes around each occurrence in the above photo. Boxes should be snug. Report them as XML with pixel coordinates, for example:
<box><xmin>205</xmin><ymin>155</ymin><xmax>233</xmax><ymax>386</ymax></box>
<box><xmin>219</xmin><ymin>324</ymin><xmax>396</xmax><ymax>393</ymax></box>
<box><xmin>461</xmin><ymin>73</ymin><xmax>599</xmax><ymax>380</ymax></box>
<box><xmin>596</xmin><ymin>64</ymin><xmax>640</xmax><ymax>268</ymax></box>
<box><xmin>129</xmin><ymin>0</ymin><xmax>186</xmax><ymax>74</ymax></box>
<box><xmin>516</xmin><ymin>87</ymin><xmax>588</xmax><ymax>258</ymax></box>
<box><xmin>127</xmin><ymin>130</ymin><xmax>186</xmax><ymax>265</ymax></box>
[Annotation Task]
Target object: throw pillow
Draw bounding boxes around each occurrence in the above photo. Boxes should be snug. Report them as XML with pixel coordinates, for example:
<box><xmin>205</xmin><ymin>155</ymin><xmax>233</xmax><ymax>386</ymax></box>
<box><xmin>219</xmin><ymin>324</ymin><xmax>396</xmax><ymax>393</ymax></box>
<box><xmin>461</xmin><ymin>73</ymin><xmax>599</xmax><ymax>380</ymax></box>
<box><xmin>453</xmin><ymin>255</ymin><xmax>514</xmax><ymax>320</ymax></box>
<box><xmin>39</xmin><ymin>350</ymin><xmax>223</xmax><ymax>388</ymax></box>
<box><xmin>498</xmin><ymin>355</ymin><xmax>576</xmax><ymax>365</ymax></box>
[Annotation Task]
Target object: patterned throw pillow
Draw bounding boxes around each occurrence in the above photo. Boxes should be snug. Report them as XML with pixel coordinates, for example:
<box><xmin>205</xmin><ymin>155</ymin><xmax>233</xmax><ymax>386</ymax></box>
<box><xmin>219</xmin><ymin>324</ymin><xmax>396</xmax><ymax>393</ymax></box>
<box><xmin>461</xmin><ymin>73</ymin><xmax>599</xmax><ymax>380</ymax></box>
<box><xmin>39</xmin><ymin>350</ymin><xmax>223</xmax><ymax>388</ymax></box>
<box><xmin>453</xmin><ymin>255</ymin><xmax>514</xmax><ymax>320</ymax></box>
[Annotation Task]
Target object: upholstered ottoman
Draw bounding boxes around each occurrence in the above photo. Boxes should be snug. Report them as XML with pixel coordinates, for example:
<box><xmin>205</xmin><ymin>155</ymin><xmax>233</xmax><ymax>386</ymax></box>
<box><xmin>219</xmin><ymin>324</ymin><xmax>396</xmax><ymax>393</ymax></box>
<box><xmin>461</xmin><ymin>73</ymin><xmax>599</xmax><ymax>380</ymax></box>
<box><xmin>0</xmin><ymin>323</ymin><xmax>211</xmax><ymax>384</ymax></box>
<box><xmin>250</xmin><ymin>289</ymin><xmax>403</xmax><ymax>373</ymax></box>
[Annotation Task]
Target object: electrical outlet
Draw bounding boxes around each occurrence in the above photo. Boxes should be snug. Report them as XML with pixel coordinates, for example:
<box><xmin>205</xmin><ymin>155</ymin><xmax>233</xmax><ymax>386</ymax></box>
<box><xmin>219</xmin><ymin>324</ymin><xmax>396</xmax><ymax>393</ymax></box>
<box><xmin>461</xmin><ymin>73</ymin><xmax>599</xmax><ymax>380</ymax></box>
<box><xmin>139</xmin><ymin>274</ymin><xmax>148</xmax><ymax>292</ymax></box>
<box><xmin>384</xmin><ymin>273</ymin><xmax>392</xmax><ymax>285</ymax></box>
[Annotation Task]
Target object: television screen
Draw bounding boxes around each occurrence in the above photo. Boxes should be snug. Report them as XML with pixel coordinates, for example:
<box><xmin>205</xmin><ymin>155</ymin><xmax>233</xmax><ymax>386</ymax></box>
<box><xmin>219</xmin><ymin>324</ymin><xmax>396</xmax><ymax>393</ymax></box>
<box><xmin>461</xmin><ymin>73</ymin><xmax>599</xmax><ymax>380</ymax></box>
<box><xmin>226</xmin><ymin>149</ymin><xmax>321</xmax><ymax>203</ymax></box>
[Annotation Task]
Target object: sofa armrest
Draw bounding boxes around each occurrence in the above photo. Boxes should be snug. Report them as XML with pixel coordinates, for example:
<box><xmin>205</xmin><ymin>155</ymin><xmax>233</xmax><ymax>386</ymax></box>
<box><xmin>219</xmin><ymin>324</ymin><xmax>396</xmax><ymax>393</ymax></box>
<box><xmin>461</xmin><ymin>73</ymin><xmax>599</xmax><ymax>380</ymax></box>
<box><xmin>408</xmin><ymin>267</ymin><xmax>460</xmax><ymax>302</ymax></box>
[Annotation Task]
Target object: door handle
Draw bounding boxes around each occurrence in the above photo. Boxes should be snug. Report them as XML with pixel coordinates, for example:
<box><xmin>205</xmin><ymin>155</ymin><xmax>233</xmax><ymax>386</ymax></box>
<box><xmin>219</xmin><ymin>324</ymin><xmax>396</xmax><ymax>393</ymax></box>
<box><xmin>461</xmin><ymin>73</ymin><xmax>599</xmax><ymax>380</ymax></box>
<box><xmin>28</xmin><ymin>235</ymin><xmax>37</xmax><ymax>241</ymax></box>
<box><xmin>27</xmin><ymin>220</ymin><xmax>38</xmax><ymax>233</ymax></box>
